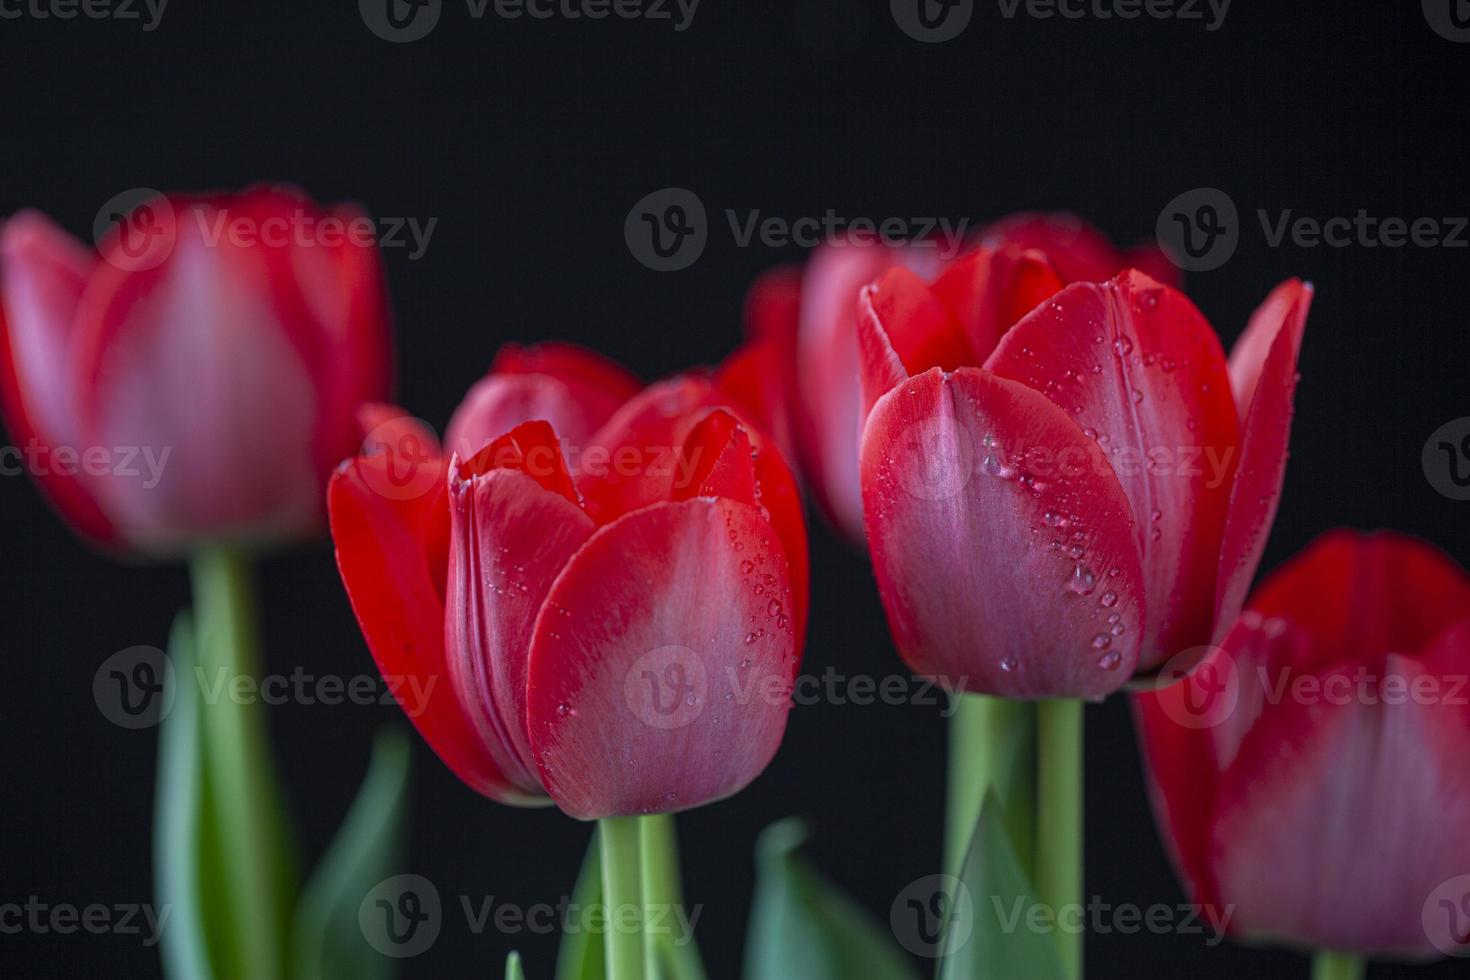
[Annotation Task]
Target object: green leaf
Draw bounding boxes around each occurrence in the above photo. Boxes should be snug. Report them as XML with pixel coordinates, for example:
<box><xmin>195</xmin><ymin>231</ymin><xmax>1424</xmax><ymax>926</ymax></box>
<box><xmin>743</xmin><ymin>819</ymin><xmax>919</xmax><ymax>980</ymax></box>
<box><xmin>555</xmin><ymin>830</ymin><xmax>606</xmax><ymax>980</ymax></box>
<box><xmin>506</xmin><ymin>951</ymin><xmax>526</xmax><ymax>980</ymax></box>
<box><xmin>291</xmin><ymin>727</ymin><xmax>413</xmax><ymax>980</ymax></box>
<box><xmin>937</xmin><ymin>790</ymin><xmax>1067</xmax><ymax>980</ymax></box>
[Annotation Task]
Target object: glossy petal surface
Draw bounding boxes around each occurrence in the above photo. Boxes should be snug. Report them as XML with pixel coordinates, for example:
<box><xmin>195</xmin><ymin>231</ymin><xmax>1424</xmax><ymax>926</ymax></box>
<box><xmin>526</xmin><ymin>498</ymin><xmax>796</xmax><ymax>819</ymax></box>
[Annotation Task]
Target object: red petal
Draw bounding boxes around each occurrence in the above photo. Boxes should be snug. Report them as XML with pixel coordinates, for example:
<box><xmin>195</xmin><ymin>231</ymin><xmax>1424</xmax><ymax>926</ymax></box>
<box><xmin>1213</xmin><ymin>281</ymin><xmax>1312</xmax><ymax>633</ymax></box>
<box><xmin>860</xmin><ymin>266</ymin><xmax>973</xmax><ymax>379</ymax></box>
<box><xmin>0</xmin><ymin>211</ymin><xmax>115</xmax><ymax>543</ymax></box>
<box><xmin>526</xmin><ymin>498</ymin><xmax>796</xmax><ymax>819</ymax></box>
<box><xmin>794</xmin><ymin>245</ymin><xmax>943</xmax><ymax>542</ymax></box>
<box><xmin>1245</xmin><ymin>529</ymin><xmax>1470</xmax><ymax>674</ymax></box>
<box><xmin>72</xmin><ymin>191</ymin><xmax>347</xmax><ymax>552</ymax></box>
<box><xmin>860</xmin><ymin>367</ymin><xmax>1145</xmax><ymax>699</ymax></box>
<box><xmin>982</xmin><ymin>212</ymin><xmax>1130</xmax><ymax>284</ymax></box>
<box><xmin>671</xmin><ymin>409</ymin><xmax>758</xmax><ymax>507</ymax></box>
<box><xmin>1210</xmin><ymin>641</ymin><xmax>1470</xmax><ymax>954</ymax></box>
<box><xmin>328</xmin><ymin>454</ymin><xmax>542</xmax><ymax>804</ymax></box>
<box><xmin>491</xmin><ymin>341</ymin><xmax>642</xmax><ymax>406</ymax></box>
<box><xmin>986</xmin><ymin>271</ymin><xmax>1240</xmax><ymax>669</ymax></box>
<box><xmin>928</xmin><ymin>247</ymin><xmax>1064</xmax><ymax>361</ymax></box>
<box><xmin>855</xmin><ymin>277</ymin><xmax>912</xmax><ymax>420</ymax></box>
<box><xmin>445</xmin><ymin>426</ymin><xmax>595</xmax><ymax>798</ymax></box>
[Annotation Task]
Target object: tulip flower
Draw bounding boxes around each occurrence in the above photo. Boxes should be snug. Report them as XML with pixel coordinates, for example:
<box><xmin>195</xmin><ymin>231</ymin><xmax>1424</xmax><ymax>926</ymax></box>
<box><xmin>328</xmin><ymin>346</ymin><xmax>808</xmax><ymax>818</ymax></box>
<box><xmin>0</xmin><ymin>187</ymin><xmax>392</xmax><ymax>556</ymax></box>
<box><xmin>1134</xmin><ymin>530</ymin><xmax>1470</xmax><ymax>971</ymax></box>
<box><xmin>744</xmin><ymin>212</ymin><xmax>1175</xmax><ymax>544</ymax></box>
<box><xmin>856</xmin><ymin>256</ymin><xmax>1311</xmax><ymax>700</ymax></box>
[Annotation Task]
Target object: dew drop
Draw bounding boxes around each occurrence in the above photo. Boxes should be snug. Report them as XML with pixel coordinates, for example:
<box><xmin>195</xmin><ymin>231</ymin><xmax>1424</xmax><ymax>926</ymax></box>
<box><xmin>1113</xmin><ymin>336</ymin><xmax>1134</xmax><ymax>356</ymax></box>
<box><xmin>999</xmin><ymin>657</ymin><xmax>1018</xmax><ymax>673</ymax></box>
<box><xmin>1100</xmin><ymin>591</ymin><xmax>1118</xmax><ymax>608</ymax></box>
<box><xmin>1096</xmin><ymin>650</ymin><xmax>1123</xmax><ymax>670</ymax></box>
<box><xmin>1091</xmin><ymin>633</ymin><xmax>1112</xmax><ymax>650</ymax></box>
<box><xmin>1068</xmin><ymin>564</ymin><xmax>1097</xmax><ymax>596</ymax></box>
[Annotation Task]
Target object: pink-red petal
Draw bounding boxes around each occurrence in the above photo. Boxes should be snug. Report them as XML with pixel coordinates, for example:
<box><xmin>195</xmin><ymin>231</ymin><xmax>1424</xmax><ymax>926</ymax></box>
<box><xmin>525</xmin><ymin>498</ymin><xmax>797</xmax><ymax>819</ymax></box>
<box><xmin>1213</xmin><ymin>281</ymin><xmax>1312</xmax><ymax>633</ymax></box>
<box><xmin>860</xmin><ymin>367</ymin><xmax>1146</xmax><ymax>699</ymax></box>
<box><xmin>328</xmin><ymin>454</ymin><xmax>541</xmax><ymax>804</ymax></box>
<box><xmin>445</xmin><ymin>425</ymin><xmax>595</xmax><ymax>797</ymax></box>
<box><xmin>986</xmin><ymin>271</ymin><xmax>1240</xmax><ymax>668</ymax></box>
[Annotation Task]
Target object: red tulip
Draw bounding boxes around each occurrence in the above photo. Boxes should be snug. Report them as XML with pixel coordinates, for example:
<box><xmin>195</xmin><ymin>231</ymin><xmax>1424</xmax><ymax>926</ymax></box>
<box><xmin>328</xmin><ymin>345</ymin><xmax>808</xmax><ymax>818</ymax></box>
<box><xmin>855</xmin><ymin>251</ymin><xmax>1311</xmax><ymax>699</ymax></box>
<box><xmin>0</xmin><ymin>187</ymin><xmax>392</xmax><ymax>555</ymax></box>
<box><xmin>743</xmin><ymin>213</ymin><xmax>1176</xmax><ymax>544</ymax></box>
<box><xmin>1133</xmin><ymin>530</ymin><xmax>1470</xmax><ymax>958</ymax></box>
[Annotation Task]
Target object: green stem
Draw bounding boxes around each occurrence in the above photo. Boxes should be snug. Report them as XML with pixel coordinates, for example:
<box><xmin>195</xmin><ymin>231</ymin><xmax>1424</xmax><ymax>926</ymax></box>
<box><xmin>1310</xmin><ymin>951</ymin><xmax>1365</xmax><ymax>980</ymax></box>
<box><xmin>599</xmin><ymin>816</ymin><xmax>645</xmax><ymax>980</ymax></box>
<box><xmin>1036</xmin><ymin>698</ymin><xmax>1083</xmax><ymax>980</ymax></box>
<box><xmin>944</xmin><ymin>694</ymin><xmax>1036</xmax><ymax>878</ymax></box>
<box><xmin>639</xmin><ymin>814</ymin><xmax>706</xmax><ymax>980</ymax></box>
<box><xmin>189</xmin><ymin>546</ymin><xmax>294</xmax><ymax>980</ymax></box>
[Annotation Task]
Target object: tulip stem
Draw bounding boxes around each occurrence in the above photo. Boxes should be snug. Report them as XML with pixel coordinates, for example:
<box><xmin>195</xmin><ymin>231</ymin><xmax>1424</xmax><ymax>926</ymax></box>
<box><xmin>944</xmin><ymin>694</ymin><xmax>1036</xmax><ymax>878</ymax></box>
<box><xmin>599</xmin><ymin>816</ymin><xmax>646</xmax><ymax>980</ymax></box>
<box><xmin>189</xmin><ymin>546</ymin><xmax>295</xmax><ymax>980</ymax></box>
<box><xmin>1310</xmin><ymin>951</ymin><xmax>1365</xmax><ymax>980</ymax></box>
<box><xmin>639</xmin><ymin>814</ymin><xmax>707</xmax><ymax>979</ymax></box>
<box><xmin>1036</xmin><ymin>698</ymin><xmax>1084</xmax><ymax>979</ymax></box>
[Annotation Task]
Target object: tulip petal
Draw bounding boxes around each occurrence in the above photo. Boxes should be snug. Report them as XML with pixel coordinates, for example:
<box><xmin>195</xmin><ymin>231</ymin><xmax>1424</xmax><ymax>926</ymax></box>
<box><xmin>446</xmin><ymin>423</ymin><xmax>594</xmax><ymax>793</ymax></box>
<box><xmin>328</xmin><ymin>454</ymin><xmax>541</xmax><ymax>804</ymax></box>
<box><xmin>986</xmin><ymin>271</ymin><xmax>1240</xmax><ymax>668</ymax></box>
<box><xmin>526</xmin><ymin>497</ymin><xmax>797</xmax><ymax>819</ymax></box>
<box><xmin>798</xmin><ymin>246</ymin><xmax>946</xmax><ymax>542</ymax></box>
<box><xmin>672</xmin><ymin>409</ymin><xmax>758</xmax><ymax>507</ymax></box>
<box><xmin>860</xmin><ymin>366</ymin><xmax>1145</xmax><ymax>699</ymax></box>
<box><xmin>1213</xmin><ymin>282</ymin><xmax>1312</xmax><ymax>633</ymax></box>
<box><xmin>1244</xmin><ymin>529</ymin><xmax>1470</xmax><ymax>674</ymax></box>
<box><xmin>73</xmin><ymin>195</ymin><xmax>331</xmax><ymax>552</ymax></box>
<box><xmin>981</xmin><ymin>212</ymin><xmax>1181</xmax><ymax>289</ymax></box>
<box><xmin>671</xmin><ymin>408</ymin><xmax>809</xmax><ymax>641</ymax></box>
<box><xmin>859</xmin><ymin>266</ymin><xmax>972</xmax><ymax>387</ymax></box>
<box><xmin>446</xmin><ymin>343</ymin><xmax>641</xmax><ymax>461</ymax></box>
<box><xmin>0</xmin><ymin>211</ymin><xmax>115</xmax><ymax>542</ymax></box>
<box><xmin>1211</xmin><ymin>642</ymin><xmax>1470</xmax><ymax>955</ymax></box>
<box><xmin>928</xmin><ymin>247</ymin><xmax>1064</xmax><ymax>362</ymax></box>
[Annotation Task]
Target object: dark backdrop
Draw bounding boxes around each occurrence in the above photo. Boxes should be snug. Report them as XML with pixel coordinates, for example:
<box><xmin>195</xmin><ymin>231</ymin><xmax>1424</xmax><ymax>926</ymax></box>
<box><xmin>2</xmin><ymin>1</ymin><xmax>1467</xmax><ymax>977</ymax></box>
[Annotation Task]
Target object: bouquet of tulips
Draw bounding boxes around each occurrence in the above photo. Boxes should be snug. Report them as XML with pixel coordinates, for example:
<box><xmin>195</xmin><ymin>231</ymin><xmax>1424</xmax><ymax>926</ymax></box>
<box><xmin>3</xmin><ymin>190</ymin><xmax>1466</xmax><ymax>980</ymax></box>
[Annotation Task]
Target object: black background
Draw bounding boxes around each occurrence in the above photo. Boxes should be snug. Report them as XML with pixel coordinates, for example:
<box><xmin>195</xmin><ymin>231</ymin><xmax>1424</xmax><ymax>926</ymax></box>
<box><xmin>2</xmin><ymin>1</ymin><xmax>1468</xmax><ymax>977</ymax></box>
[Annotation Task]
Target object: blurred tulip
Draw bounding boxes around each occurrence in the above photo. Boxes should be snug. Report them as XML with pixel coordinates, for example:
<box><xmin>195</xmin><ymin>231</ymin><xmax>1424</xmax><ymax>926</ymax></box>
<box><xmin>0</xmin><ymin>187</ymin><xmax>392</xmax><ymax>556</ymax></box>
<box><xmin>855</xmin><ymin>254</ymin><xmax>1310</xmax><ymax>699</ymax></box>
<box><xmin>743</xmin><ymin>213</ymin><xmax>1175</xmax><ymax>544</ymax></box>
<box><xmin>328</xmin><ymin>345</ymin><xmax>808</xmax><ymax>818</ymax></box>
<box><xmin>1134</xmin><ymin>530</ymin><xmax>1470</xmax><ymax>959</ymax></box>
